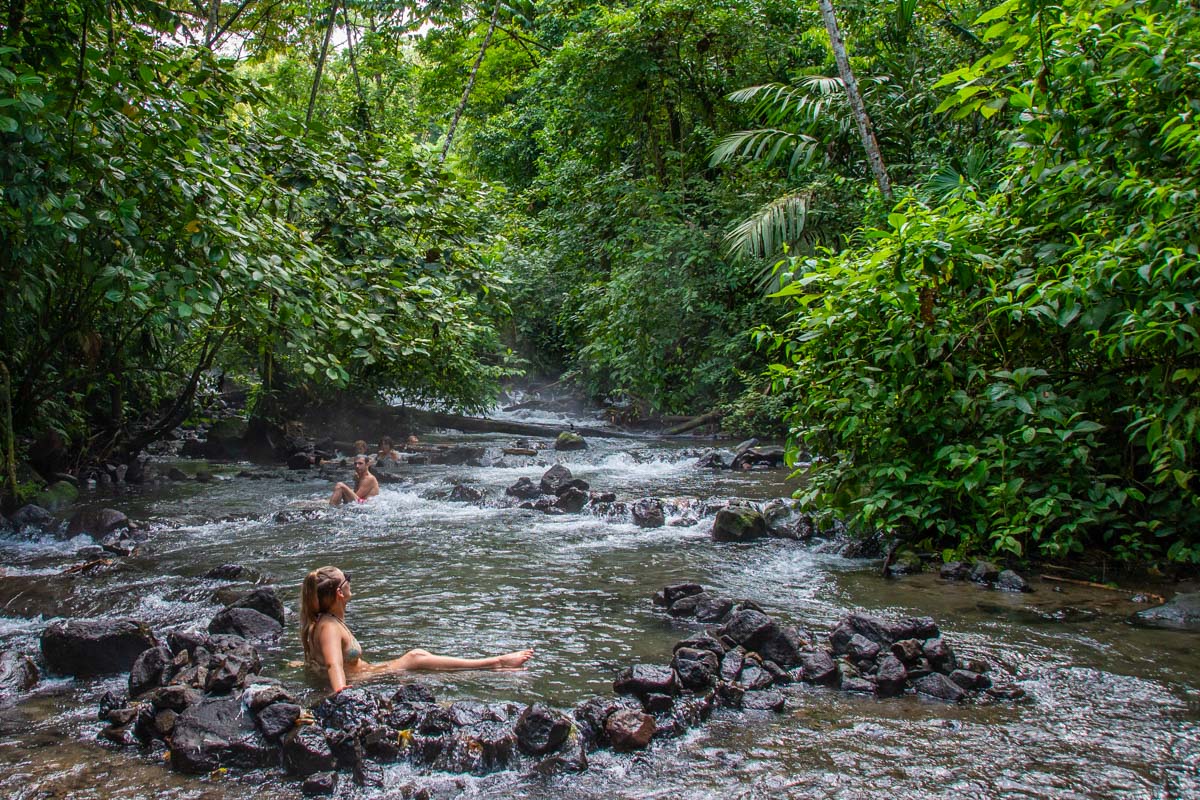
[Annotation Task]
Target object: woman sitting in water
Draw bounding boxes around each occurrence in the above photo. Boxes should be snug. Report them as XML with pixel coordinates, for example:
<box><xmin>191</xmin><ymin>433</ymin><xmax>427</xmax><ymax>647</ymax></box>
<box><xmin>376</xmin><ymin>436</ymin><xmax>402</xmax><ymax>463</ymax></box>
<box><xmin>300</xmin><ymin>566</ymin><xmax>535</xmax><ymax>692</ymax></box>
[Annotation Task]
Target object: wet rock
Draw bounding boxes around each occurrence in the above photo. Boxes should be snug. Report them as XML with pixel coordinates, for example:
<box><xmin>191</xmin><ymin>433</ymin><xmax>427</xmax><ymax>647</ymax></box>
<box><xmin>695</xmin><ymin>451</ymin><xmax>727</xmax><ymax>470</ymax></box>
<box><xmin>449</xmin><ymin>484</ymin><xmax>484</xmax><ymax>503</ymax></box>
<box><xmin>738</xmin><ymin>663</ymin><xmax>773</xmax><ymax>691</ymax></box>
<box><xmin>154</xmin><ymin>709</ymin><xmax>179</xmax><ymax>739</ymax></box>
<box><xmin>1131</xmin><ymin>592</ymin><xmax>1200</xmax><ymax>632</ymax></box>
<box><xmin>66</xmin><ymin>508</ymin><xmax>129</xmax><ymax>538</ymax></box>
<box><xmin>100</xmin><ymin>723</ymin><xmax>138</xmax><ymax>746</ymax></box>
<box><xmin>922</xmin><ymin>638</ymin><xmax>957</xmax><ymax>674</ymax></box>
<box><xmin>530</xmin><ymin>731</ymin><xmax>588</xmax><ymax>775</ymax></box>
<box><xmin>555</xmin><ymin>432</ymin><xmax>587</xmax><ymax>451</ymax></box>
<box><xmin>207</xmin><ymin>607</ymin><xmax>282</xmax><ymax>642</ymax></box>
<box><xmin>614</xmin><ymin>664</ymin><xmax>678</xmax><ymax>698</ymax></box>
<box><xmin>971</xmin><ymin>561</ymin><xmax>1001</xmax><ymax>584</ymax></box>
<box><xmin>170</xmin><ymin>695</ymin><xmax>274</xmax><ymax>773</ymax></box>
<box><xmin>642</xmin><ymin>692</ymin><xmax>674</xmax><ymax>713</ymax></box>
<box><xmin>672</xmin><ymin>631</ymin><xmax>725</xmax><ymax>660</ymax></box>
<box><xmin>208</xmin><ymin>634</ymin><xmax>262</xmax><ymax>673</ymax></box>
<box><xmin>891</xmin><ymin>639</ymin><xmax>924</xmax><ymax>665</ymax></box>
<box><xmin>204</xmin><ymin>655</ymin><xmax>251</xmax><ymax>694</ymax></box>
<box><xmin>0</xmin><ymin>650</ymin><xmax>38</xmax><ymax>694</ymax></box>
<box><xmin>831</xmin><ymin>613</ymin><xmax>939</xmax><ymax>652</ymax></box>
<box><xmin>257</xmin><ymin>702</ymin><xmax>302</xmax><ymax>743</ymax></box>
<box><xmin>227</xmin><ymin>586</ymin><xmax>286</xmax><ymax>626</ymax></box>
<box><xmin>731</xmin><ymin>446</ymin><xmax>786</xmax><ymax>470</ymax></box>
<box><xmin>515</xmin><ymin>703</ymin><xmax>571</xmax><ymax>756</ymax></box>
<box><xmin>436</xmin><ymin>721</ymin><xmax>518</xmax><ymax>774</ymax></box>
<box><xmin>147</xmin><ymin>685</ymin><xmax>202</xmax><ymax>713</ymax></box>
<box><xmin>913</xmin><ymin>672</ymin><xmax>966</xmax><ymax>703</ymax></box>
<box><xmin>719</xmin><ymin>609</ymin><xmax>778</xmax><ymax>649</ymax></box>
<box><xmin>874</xmin><ymin>655</ymin><xmax>908</xmax><ymax>697</ymax></box>
<box><xmin>204</xmin><ymin>564</ymin><xmax>259</xmax><ymax>581</ymax></box>
<box><xmin>656</xmin><ymin>583</ymin><xmax>703</xmax><ymax>607</ymax></box>
<box><xmin>558</xmin><ymin>478</ymin><xmax>591</xmax><ymax>495</ymax></box>
<box><xmin>605</xmin><ymin>708</ymin><xmax>655</xmax><ymax>751</ymax></box>
<box><xmin>287</xmin><ymin>453</ymin><xmax>313</xmax><ymax>470</ymax></box>
<box><xmin>8</xmin><ymin>504</ymin><xmax>56</xmax><ymax>534</ymax></box>
<box><xmin>949</xmin><ymin>669</ymin><xmax>991</xmax><ymax>691</ymax></box>
<box><xmin>128</xmin><ymin>645</ymin><xmax>174</xmax><ymax>698</ymax></box>
<box><xmin>757</xmin><ymin>626</ymin><xmax>807</xmax><ymax>668</ymax></box>
<box><xmin>997</xmin><ymin>570</ymin><xmax>1032</xmax><ymax>592</ymax></box>
<box><xmin>886</xmin><ymin>550</ymin><xmax>924</xmax><ymax>577</ymax></box>
<box><xmin>392</xmin><ymin>683</ymin><xmax>438</xmax><ymax>705</ymax></box>
<box><xmin>846</xmin><ymin>634</ymin><xmax>882</xmax><ymax>663</ymax></box>
<box><xmin>631</xmin><ymin>498</ymin><xmax>665</xmax><ymax>529</ymax></box>
<box><xmin>555</xmin><ymin>486</ymin><xmax>589</xmax><ymax>513</ymax></box>
<box><xmin>35</xmin><ymin>480</ymin><xmax>78</xmax><ymax>513</ymax></box>
<box><xmin>840</xmin><ymin>676</ymin><xmax>876</xmax><ymax>694</ymax></box>
<box><xmin>720</xmin><ymin>649</ymin><xmax>745</xmax><ymax>683</ymax></box>
<box><xmin>712</xmin><ymin>506</ymin><xmax>767</xmax><ymax>541</ymax></box>
<box><xmin>671</xmin><ymin>647</ymin><xmax>719</xmax><ymax>690</ymax></box>
<box><xmin>41</xmin><ymin>618</ymin><xmax>157</xmax><ymax>677</ymax></box>
<box><xmin>505</xmin><ymin>477</ymin><xmax>542</xmax><ymax>500</ymax></box>
<box><xmin>106</xmin><ymin>706</ymin><xmax>138</xmax><ymax>726</ymax></box>
<box><xmin>539</xmin><ymin>464</ymin><xmax>573</xmax><ymax>494</ymax></box>
<box><xmin>572</xmin><ymin>696</ymin><xmax>630</xmax><ymax>749</ymax></box>
<box><xmin>740</xmin><ymin>689</ymin><xmax>786</xmax><ymax>711</ymax></box>
<box><xmin>283</xmin><ymin>724</ymin><xmax>337</xmax><ymax>776</ymax></box>
<box><xmin>939</xmin><ymin>561</ymin><xmax>971</xmax><ymax>581</ymax></box>
<box><xmin>800</xmin><ymin>651</ymin><xmax>838</xmax><ymax>685</ymax></box>
<box><xmin>302</xmin><ymin>772</ymin><xmax>338</xmax><ymax>796</ymax></box>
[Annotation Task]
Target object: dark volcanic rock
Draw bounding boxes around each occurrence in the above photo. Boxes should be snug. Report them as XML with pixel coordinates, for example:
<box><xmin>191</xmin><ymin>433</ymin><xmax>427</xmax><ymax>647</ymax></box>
<box><xmin>207</xmin><ymin>607</ymin><xmax>282</xmax><ymax>642</ymax></box>
<box><xmin>614</xmin><ymin>664</ymin><xmax>678</xmax><ymax>697</ymax></box>
<box><xmin>41</xmin><ymin>618</ymin><xmax>157</xmax><ymax>677</ymax></box>
<box><xmin>757</xmin><ymin>626</ymin><xmax>807</xmax><ymax>668</ymax></box>
<box><xmin>740</xmin><ymin>689</ymin><xmax>786</xmax><ymax>711</ymax></box>
<box><xmin>505</xmin><ymin>477</ymin><xmax>542</xmax><ymax>500</ymax></box>
<box><xmin>720</xmin><ymin>649</ymin><xmax>745</xmax><ymax>683</ymax></box>
<box><xmin>0</xmin><ymin>650</ymin><xmax>38</xmax><ymax>694</ymax></box>
<box><xmin>66</xmin><ymin>508</ymin><xmax>129</xmax><ymax>538</ymax></box>
<box><xmin>693</xmin><ymin>595</ymin><xmax>735</xmax><ymax>623</ymax></box>
<box><xmin>891</xmin><ymin>639</ymin><xmax>924</xmax><ymax>665</ymax></box>
<box><xmin>712</xmin><ymin>506</ymin><xmax>767</xmax><ymax>541</ymax></box>
<box><xmin>302</xmin><ymin>772</ymin><xmax>338</xmax><ymax>796</ymax></box>
<box><xmin>257</xmin><ymin>702</ymin><xmax>302</xmax><ymax>743</ymax></box>
<box><xmin>922</xmin><ymin>638</ymin><xmax>957</xmax><ymax>674</ymax></box>
<box><xmin>971</xmin><ymin>561</ymin><xmax>1001</xmax><ymax>584</ymax></box>
<box><xmin>672</xmin><ymin>632</ymin><xmax>725</xmax><ymax>661</ymax></box>
<box><xmin>9</xmin><ymin>504</ymin><xmax>56</xmax><ymax>534</ymax></box>
<box><xmin>846</xmin><ymin>634</ymin><xmax>882</xmax><ymax>663</ymax></box>
<box><xmin>204</xmin><ymin>564</ymin><xmax>260</xmax><ymax>581</ymax></box>
<box><xmin>800</xmin><ymin>651</ymin><xmax>838</xmax><ymax>685</ymax></box>
<box><xmin>631</xmin><ymin>498</ymin><xmax>665</xmax><ymax>529</ymax></box>
<box><xmin>657</xmin><ymin>583</ymin><xmax>703</xmax><ymax>607</ymax></box>
<box><xmin>554</xmin><ymin>432</ymin><xmax>587</xmax><ymax>451</ymax></box>
<box><xmin>913</xmin><ymin>672</ymin><xmax>967</xmax><ymax>703</ymax></box>
<box><xmin>170</xmin><ymin>695</ymin><xmax>274</xmax><ymax>773</ymax></box>
<box><xmin>449</xmin><ymin>484</ymin><xmax>484</xmax><ymax>503</ymax></box>
<box><xmin>573</xmin><ymin>696</ymin><xmax>632</xmax><ymax>750</ymax></box>
<box><xmin>283</xmin><ymin>724</ymin><xmax>337</xmax><ymax>776</ymax></box>
<box><xmin>997</xmin><ymin>570</ymin><xmax>1032</xmax><ymax>592</ymax></box>
<box><xmin>874</xmin><ymin>655</ymin><xmax>908</xmax><ymax>697</ymax></box>
<box><xmin>605</xmin><ymin>708</ymin><xmax>655</xmax><ymax>751</ymax></box>
<box><xmin>515</xmin><ymin>703</ymin><xmax>571</xmax><ymax>756</ymax></box>
<box><xmin>554</xmin><ymin>486</ymin><xmax>589</xmax><ymax>513</ymax></box>
<box><xmin>128</xmin><ymin>645</ymin><xmax>174</xmax><ymax>698</ymax></box>
<box><xmin>720</xmin><ymin>609</ymin><xmax>778</xmax><ymax>649</ymax></box>
<box><xmin>539</xmin><ymin>464</ymin><xmax>573</xmax><ymax>494</ymax></box>
<box><xmin>671</xmin><ymin>647</ymin><xmax>719</xmax><ymax>690</ymax></box>
<box><xmin>228</xmin><ymin>587</ymin><xmax>286</xmax><ymax>625</ymax></box>
<box><xmin>1131</xmin><ymin>592</ymin><xmax>1200</xmax><ymax>632</ymax></box>
<box><xmin>940</xmin><ymin>561</ymin><xmax>971</xmax><ymax>581</ymax></box>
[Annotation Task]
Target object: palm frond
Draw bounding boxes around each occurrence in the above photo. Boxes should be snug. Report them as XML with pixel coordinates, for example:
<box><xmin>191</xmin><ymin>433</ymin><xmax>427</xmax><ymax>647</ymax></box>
<box><xmin>724</xmin><ymin>192</ymin><xmax>811</xmax><ymax>262</ymax></box>
<box><xmin>709</xmin><ymin>129</ymin><xmax>818</xmax><ymax>169</ymax></box>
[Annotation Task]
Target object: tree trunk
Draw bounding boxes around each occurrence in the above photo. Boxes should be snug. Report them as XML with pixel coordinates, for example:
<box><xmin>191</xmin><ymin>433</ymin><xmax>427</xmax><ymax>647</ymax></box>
<box><xmin>817</xmin><ymin>0</ymin><xmax>893</xmax><ymax>200</ymax></box>
<box><xmin>664</xmin><ymin>410</ymin><xmax>722</xmax><ymax>435</ymax></box>
<box><xmin>440</xmin><ymin>1</ymin><xmax>500</xmax><ymax>163</ymax></box>
<box><xmin>204</xmin><ymin>0</ymin><xmax>220</xmax><ymax>46</ymax></box>
<box><xmin>0</xmin><ymin>361</ymin><xmax>17</xmax><ymax>510</ymax></box>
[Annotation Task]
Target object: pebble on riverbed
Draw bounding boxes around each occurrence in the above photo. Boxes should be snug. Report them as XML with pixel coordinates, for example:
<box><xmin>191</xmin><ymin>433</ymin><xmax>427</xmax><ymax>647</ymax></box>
<box><xmin>654</xmin><ymin>582</ymin><xmax>1026</xmax><ymax>705</ymax></box>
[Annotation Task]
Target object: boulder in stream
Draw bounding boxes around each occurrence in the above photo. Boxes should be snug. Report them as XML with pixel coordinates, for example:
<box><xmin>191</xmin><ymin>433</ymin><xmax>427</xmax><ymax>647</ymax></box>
<box><xmin>66</xmin><ymin>508</ymin><xmax>129</xmax><ymax>538</ymax></box>
<box><xmin>8</xmin><ymin>504</ymin><xmax>57</xmax><ymax>535</ymax></box>
<box><xmin>1131</xmin><ymin>592</ymin><xmax>1200</xmax><ymax>632</ymax></box>
<box><xmin>712</xmin><ymin>506</ymin><xmax>767</xmax><ymax>541</ymax></box>
<box><xmin>208</xmin><ymin>607</ymin><xmax>283</xmax><ymax>642</ymax></box>
<box><xmin>631</xmin><ymin>498</ymin><xmax>665</xmax><ymax>529</ymax></box>
<box><xmin>169</xmin><ymin>694</ymin><xmax>275</xmax><ymax>773</ymax></box>
<box><xmin>226</xmin><ymin>586</ymin><xmax>286</xmax><ymax>626</ymax></box>
<box><xmin>514</xmin><ymin>703</ymin><xmax>571</xmax><ymax>755</ymax></box>
<box><xmin>0</xmin><ymin>650</ymin><xmax>39</xmax><ymax>694</ymax></box>
<box><xmin>505</xmin><ymin>477</ymin><xmax>542</xmax><ymax>500</ymax></box>
<box><xmin>604</xmin><ymin>708</ymin><xmax>655</xmax><ymax>751</ymax></box>
<box><xmin>41</xmin><ymin>618</ymin><xmax>158</xmax><ymax>677</ymax></box>
<box><xmin>539</xmin><ymin>464</ymin><xmax>573</xmax><ymax>494</ymax></box>
<box><xmin>555</xmin><ymin>432</ymin><xmax>587</xmax><ymax>451</ymax></box>
<box><xmin>35</xmin><ymin>481</ymin><xmax>78</xmax><ymax>513</ymax></box>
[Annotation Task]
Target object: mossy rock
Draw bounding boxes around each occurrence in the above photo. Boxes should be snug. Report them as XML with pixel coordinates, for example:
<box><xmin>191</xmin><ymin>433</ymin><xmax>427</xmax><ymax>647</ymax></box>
<box><xmin>35</xmin><ymin>480</ymin><xmax>78</xmax><ymax>512</ymax></box>
<box><xmin>712</xmin><ymin>506</ymin><xmax>767</xmax><ymax>541</ymax></box>
<box><xmin>207</xmin><ymin>418</ymin><xmax>249</xmax><ymax>443</ymax></box>
<box><xmin>555</xmin><ymin>432</ymin><xmax>587</xmax><ymax>451</ymax></box>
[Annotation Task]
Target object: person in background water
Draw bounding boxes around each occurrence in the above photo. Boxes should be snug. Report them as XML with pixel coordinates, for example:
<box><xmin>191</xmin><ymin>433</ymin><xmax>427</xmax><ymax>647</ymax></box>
<box><xmin>329</xmin><ymin>455</ymin><xmax>379</xmax><ymax>505</ymax></box>
<box><xmin>376</xmin><ymin>436</ymin><xmax>401</xmax><ymax>463</ymax></box>
<box><xmin>353</xmin><ymin>439</ymin><xmax>369</xmax><ymax>456</ymax></box>
<box><xmin>300</xmin><ymin>566</ymin><xmax>535</xmax><ymax>692</ymax></box>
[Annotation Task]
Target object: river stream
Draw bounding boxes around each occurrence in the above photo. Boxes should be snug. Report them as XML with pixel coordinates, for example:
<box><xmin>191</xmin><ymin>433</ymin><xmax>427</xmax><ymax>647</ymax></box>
<box><xmin>0</xmin><ymin>408</ymin><xmax>1196</xmax><ymax>799</ymax></box>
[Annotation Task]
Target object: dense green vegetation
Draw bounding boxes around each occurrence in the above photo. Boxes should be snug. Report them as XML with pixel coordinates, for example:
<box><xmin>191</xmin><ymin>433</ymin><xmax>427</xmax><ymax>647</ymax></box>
<box><xmin>1</xmin><ymin>0</ymin><xmax>1196</xmax><ymax>565</ymax></box>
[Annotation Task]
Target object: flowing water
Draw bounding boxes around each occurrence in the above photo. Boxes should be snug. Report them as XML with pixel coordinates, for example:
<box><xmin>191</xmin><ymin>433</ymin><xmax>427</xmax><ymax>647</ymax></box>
<box><xmin>0</xmin><ymin>409</ymin><xmax>1197</xmax><ymax>799</ymax></box>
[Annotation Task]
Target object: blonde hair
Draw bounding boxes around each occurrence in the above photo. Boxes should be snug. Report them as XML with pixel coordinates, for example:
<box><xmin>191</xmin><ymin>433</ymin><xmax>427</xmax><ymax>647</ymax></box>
<box><xmin>354</xmin><ymin>439</ymin><xmax>368</xmax><ymax>454</ymax></box>
<box><xmin>300</xmin><ymin>566</ymin><xmax>345</xmax><ymax>659</ymax></box>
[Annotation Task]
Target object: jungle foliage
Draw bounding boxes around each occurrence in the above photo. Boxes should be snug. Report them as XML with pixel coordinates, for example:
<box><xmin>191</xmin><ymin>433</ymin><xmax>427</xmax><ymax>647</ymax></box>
<box><xmin>767</xmin><ymin>0</ymin><xmax>1200</xmax><ymax>563</ymax></box>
